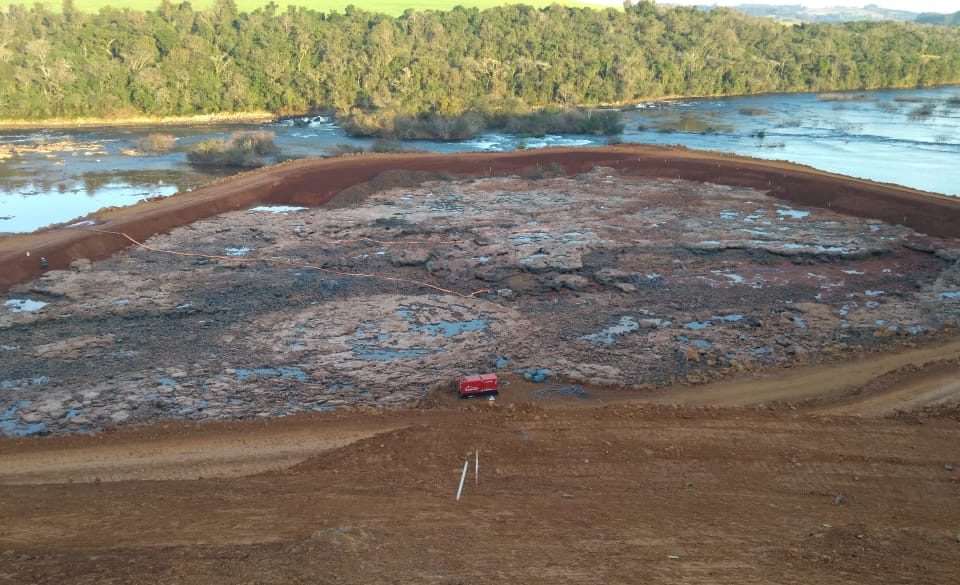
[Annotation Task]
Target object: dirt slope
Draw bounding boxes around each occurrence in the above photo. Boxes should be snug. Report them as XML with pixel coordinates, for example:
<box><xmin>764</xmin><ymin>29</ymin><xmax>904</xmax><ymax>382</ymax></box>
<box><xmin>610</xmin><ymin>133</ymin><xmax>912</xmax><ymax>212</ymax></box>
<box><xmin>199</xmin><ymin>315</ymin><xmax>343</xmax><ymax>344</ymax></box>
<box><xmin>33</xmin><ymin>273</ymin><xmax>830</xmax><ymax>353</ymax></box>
<box><xmin>650</xmin><ymin>337</ymin><xmax>960</xmax><ymax>409</ymax></box>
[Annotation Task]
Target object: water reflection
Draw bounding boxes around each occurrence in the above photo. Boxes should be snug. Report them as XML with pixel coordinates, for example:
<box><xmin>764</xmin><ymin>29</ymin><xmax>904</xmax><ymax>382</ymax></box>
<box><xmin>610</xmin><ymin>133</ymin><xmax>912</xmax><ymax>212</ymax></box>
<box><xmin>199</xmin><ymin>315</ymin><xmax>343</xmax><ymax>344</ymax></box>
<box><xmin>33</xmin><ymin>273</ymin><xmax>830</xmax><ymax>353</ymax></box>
<box><xmin>1</xmin><ymin>86</ymin><xmax>958</xmax><ymax>234</ymax></box>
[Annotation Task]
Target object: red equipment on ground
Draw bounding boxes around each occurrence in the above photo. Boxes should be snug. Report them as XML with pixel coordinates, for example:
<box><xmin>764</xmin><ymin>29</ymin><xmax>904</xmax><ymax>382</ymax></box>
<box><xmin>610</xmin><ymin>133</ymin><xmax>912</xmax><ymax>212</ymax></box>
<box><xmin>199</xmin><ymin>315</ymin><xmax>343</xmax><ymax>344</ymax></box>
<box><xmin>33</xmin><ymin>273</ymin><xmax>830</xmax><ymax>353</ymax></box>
<box><xmin>457</xmin><ymin>373</ymin><xmax>499</xmax><ymax>398</ymax></box>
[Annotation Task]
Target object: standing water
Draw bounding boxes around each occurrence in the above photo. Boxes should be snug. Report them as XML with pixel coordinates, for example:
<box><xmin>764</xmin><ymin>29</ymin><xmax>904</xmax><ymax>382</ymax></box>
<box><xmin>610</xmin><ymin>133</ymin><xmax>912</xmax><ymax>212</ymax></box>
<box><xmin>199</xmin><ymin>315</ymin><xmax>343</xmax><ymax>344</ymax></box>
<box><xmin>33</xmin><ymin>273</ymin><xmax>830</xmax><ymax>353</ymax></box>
<box><xmin>1</xmin><ymin>86</ymin><xmax>958</xmax><ymax>234</ymax></box>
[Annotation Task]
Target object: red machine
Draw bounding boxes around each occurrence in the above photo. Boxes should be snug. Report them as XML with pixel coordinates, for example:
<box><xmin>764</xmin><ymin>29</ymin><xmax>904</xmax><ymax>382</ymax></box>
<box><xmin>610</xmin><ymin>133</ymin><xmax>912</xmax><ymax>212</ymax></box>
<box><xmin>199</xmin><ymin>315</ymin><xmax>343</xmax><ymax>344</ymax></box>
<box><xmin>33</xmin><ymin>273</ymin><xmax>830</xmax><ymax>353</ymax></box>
<box><xmin>458</xmin><ymin>373</ymin><xmax>499</xmax><ymax>398</ymax></box>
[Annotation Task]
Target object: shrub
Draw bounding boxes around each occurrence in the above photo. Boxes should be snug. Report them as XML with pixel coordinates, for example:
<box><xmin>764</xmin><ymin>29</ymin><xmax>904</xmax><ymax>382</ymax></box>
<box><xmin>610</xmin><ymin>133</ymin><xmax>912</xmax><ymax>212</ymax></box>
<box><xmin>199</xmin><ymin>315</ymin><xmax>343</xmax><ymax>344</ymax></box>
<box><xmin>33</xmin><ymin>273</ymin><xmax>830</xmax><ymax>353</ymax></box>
<box><xmin>370</xmin><ymin>137</ymin><xmax>404</xmax><ymax>152</ymax></box>
<box><xmin>186</xmin><ymin>131</ymin><xmax>279</xmax><ymax>168</ymax></box>
<box><xmin>393</xmin><ymin>112</ymin><xmax>485</xmax><ymax>140</ymax></box>
<box><xmin>818</xmin><ymin>92</ymin><xmax>868</xmax><ymax>102</ymax></box>
<box><xmin>134</xmin><ymin>133</ymin><xmax>175</xmax><ymax>154</ymax></box>
<box><xmin>491</xmin><ymin>108</ymin><xmax>623</xmax><ymax>136</ymax></box>
<box><xmin>328</xmin><ymin>143</ymin><xmax>365</xmax><ymax>157</ymax></box>
<box><xmin>908</xmin><ymin>103</ymin><xmax>936</xmax><ymax>120</ymax></box>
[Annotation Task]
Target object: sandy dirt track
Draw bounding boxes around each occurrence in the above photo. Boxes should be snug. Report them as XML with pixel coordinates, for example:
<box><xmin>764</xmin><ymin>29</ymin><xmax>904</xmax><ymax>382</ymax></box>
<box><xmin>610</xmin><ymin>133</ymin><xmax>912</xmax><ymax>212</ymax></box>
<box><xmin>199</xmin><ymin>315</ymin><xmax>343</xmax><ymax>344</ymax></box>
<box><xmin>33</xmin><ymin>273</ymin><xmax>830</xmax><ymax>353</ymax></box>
<box><xmin>3</xmin><ymin>145</ymin><xmax>959</xmax><ymax>290</ymax></box>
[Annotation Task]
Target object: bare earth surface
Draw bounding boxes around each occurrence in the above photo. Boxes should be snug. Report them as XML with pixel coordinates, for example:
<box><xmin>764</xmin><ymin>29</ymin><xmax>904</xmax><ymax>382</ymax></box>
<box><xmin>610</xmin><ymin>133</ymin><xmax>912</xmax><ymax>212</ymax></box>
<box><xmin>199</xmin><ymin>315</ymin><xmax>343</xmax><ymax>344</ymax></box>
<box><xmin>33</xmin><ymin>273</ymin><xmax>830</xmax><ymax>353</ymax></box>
<box><xmin>2</xmin><ymin>167</ymin><xmax>959</xmax><ymax>434</ymax></box>
<box><xmin>1</xmin><ymin>148</ymin><xmax>959</xmax><ymax>583</ymax></box>
<box><xmin>1</xmin><ymin>402</ymin><xmax>959</xmax><ymax>585</ymax></box>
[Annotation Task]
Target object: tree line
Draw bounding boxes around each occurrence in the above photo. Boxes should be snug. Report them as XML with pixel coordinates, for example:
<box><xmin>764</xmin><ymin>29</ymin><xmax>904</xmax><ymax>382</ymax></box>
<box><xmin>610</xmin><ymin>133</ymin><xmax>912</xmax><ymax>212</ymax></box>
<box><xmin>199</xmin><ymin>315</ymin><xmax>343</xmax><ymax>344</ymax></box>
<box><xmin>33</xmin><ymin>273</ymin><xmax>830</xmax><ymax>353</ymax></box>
<box><xmin>2</xmin><ymin>0</ymin><xmax>959</xmax><ymax>132</ymax></box>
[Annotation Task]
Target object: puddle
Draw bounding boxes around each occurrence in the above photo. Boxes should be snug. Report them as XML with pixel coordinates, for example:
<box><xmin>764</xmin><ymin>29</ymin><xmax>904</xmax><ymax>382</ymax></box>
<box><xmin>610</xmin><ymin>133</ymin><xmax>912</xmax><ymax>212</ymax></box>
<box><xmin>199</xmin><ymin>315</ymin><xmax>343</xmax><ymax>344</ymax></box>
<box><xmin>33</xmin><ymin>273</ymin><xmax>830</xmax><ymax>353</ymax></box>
<box><xmin>683</xmin><ymin>320</ymin><xmax>712</xmax><ymax>330</ymax></box>
<box><xmin>411</xmin><ymin>319</ymin><xmax>487</xmax><ymax>337</ymax></box>
<box><xmin>235</xmin><ymin>366</ymin><xmax>309</xmax><ymax>381</ymax></box>
<box><xmin>396</xmin><ymin>306</ymin><xmax>489</xmax><ymax>337</ymax></box>
<box><xmin>225</xmin><ymin>247</ymin><xmax>252</xmax><ymax>257</ymax></box>
<box><xmin>351</xmin><ymin>347</ymin><xmax>429</xmax><ymax>361</ymax></box>
<box><xmin>249</xmin><ymin>205</ymin><xmax>308</xmax><ymax>213</ymax></box>
<box><xmin>713</xmin><ymin>314</ymin><xmax>744</xmax><ymax>322</ymax></box>
<box><xmin>782</xmin><ymin>243</ymin><xmax>849</xmax><ymax>254</ymax></box>
<box><xmin>1</xmin><ymin>400</ymin><xmax>48</xmax><ymax>437</ymax></box>
<box><xmin>719</xmin><ymin>210</ymin><xmax>740</xmax><ymax>220</ymax></box>
<box><xmin>792</xmin><ymin>316</ymin><xmax>808</xmax><ymax>329</ymax></box>
<box><xmin>776</xmin><ymin>206</ymin><xmax>811</xmax><ymax>219</ymax></box>
<box><xmin>865</xmin><ymin>290</ymin><xmax>885</xmax><ymax>297</ymax></box>
<box><xmin>4</xmin><ymin>298</ymin><xmax>48</xmax><ymax>312</ymax></box>
<box><xmin>711</xmin><ymin>270</ymin><xmax>746</xmax><ymax>285</ymax></box>
<box><xmin>690</xmin><ymin>339</ymin><xmax>713</xmax><ymax>349</ymax></box>
<box><xmin>1</xmin><ymin>375</ymin><xmax>49</xmax><ymax>389</ymax></box>
<box><xmin>581</xmin><ymin>316</ymin><xmax>641</xmax><ymax>345</ymax></box>
<box><xmin>939</xmin><ymin>291</ymin><xmax>960</xmax><ymax>300</ymax></box>
<box><xmin>737</xmin><ymin>228</ymin><xmax>772</xmax><ymax>236</ymax></box>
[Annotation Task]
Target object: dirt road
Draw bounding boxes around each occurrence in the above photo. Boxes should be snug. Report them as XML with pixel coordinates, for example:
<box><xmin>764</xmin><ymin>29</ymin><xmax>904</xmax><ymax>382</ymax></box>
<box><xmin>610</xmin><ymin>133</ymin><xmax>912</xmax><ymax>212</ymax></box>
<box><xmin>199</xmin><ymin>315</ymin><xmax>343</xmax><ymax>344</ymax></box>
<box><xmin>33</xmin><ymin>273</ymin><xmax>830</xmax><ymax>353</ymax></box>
<box><xmin>1</xmin><ymin>401</ymin><xmax>958</xmax><ymax>584</ymax></box>
<box><xmin>651</xmin><ymin>336</ymin><xmax>960</xmax><ymax>411</ymax></box>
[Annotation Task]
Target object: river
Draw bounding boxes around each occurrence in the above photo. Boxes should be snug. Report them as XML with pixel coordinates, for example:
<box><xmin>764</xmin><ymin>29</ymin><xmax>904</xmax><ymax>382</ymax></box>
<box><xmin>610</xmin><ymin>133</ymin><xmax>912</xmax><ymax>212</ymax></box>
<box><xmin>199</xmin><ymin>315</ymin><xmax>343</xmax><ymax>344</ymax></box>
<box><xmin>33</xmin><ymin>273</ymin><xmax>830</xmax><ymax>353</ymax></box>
<box><xmin>1</xmin><ymin>86</ymin><xmax>958</xmax><ymax>234</ymax></box>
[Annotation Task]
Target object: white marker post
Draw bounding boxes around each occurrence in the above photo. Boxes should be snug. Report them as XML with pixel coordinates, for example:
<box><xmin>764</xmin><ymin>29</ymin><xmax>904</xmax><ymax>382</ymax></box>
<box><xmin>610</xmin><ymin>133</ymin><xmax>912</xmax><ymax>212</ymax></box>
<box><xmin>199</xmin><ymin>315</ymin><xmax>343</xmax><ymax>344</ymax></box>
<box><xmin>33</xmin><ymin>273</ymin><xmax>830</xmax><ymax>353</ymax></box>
<box><xmin>456</xmin><ymin>458</ymin><xmax>469</xmax><ymax>501</ymax></box>
<box><xmin>475</xmin><ymin>450</ymin><xmax>479</xmax><ymax>485</ymax></box>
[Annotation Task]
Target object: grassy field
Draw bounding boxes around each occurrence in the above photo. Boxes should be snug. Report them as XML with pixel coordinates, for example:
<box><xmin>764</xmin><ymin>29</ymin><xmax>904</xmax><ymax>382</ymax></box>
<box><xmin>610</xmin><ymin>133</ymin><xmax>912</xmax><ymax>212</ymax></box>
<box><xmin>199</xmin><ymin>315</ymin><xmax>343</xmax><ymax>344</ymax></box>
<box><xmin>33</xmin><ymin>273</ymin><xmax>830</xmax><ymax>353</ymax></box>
<box><xmin>1</xmin><ymin>0</ymin><xmax>607</xmax><ymax>15</ymax></box>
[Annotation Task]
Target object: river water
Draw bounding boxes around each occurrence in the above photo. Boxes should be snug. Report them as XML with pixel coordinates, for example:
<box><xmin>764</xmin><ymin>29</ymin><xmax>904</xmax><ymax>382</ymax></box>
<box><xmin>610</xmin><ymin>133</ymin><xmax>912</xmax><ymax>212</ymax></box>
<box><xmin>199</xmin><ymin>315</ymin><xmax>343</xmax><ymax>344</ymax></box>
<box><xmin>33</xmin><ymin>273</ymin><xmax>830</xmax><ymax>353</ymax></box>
<box><xmin>1</xmin><ymin>86</ymin><xmax>958</xmax><ymax>234</ymax></box>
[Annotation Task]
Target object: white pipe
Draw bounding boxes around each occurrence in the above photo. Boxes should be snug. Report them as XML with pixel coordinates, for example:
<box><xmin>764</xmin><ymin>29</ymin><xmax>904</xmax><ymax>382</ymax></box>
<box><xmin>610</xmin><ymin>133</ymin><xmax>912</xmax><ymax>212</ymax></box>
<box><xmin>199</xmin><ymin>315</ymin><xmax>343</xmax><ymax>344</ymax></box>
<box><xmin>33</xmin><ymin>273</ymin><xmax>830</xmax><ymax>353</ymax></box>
<box><xmin>456</xmin><ymin>459</ymin><xmax>469</xmax><ymax>501</ymax></box>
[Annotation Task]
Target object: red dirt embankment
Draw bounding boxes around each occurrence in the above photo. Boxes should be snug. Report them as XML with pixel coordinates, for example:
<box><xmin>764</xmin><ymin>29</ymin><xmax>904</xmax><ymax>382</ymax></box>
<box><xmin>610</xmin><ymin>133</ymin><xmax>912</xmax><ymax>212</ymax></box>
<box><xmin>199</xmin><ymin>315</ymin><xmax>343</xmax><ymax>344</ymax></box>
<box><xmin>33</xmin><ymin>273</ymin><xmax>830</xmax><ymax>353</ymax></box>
<box><xmin>2</xmin><ymin>145</ymin><xmax>959</xmax><ymax>291</ymax></box>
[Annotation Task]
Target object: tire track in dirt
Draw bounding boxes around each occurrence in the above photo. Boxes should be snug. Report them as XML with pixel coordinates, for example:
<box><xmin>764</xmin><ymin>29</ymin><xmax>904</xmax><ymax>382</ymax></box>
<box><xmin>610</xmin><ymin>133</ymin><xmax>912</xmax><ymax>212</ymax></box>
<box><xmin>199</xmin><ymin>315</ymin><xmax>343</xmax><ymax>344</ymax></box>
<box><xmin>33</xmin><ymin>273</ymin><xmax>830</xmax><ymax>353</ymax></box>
<box><xmin>0</xmin><ymin>422</ymin><xmax>405</xmax><ymax>485</ymax></box>
<box><xmin>646</xmin><ymin>337</ymin><xmax>960</xmax><ymax>410</ymax></box>
<box><xmin>813</xmin><ymin>362</ymin><xmax>960</xmax><ymax>416</ymax></box>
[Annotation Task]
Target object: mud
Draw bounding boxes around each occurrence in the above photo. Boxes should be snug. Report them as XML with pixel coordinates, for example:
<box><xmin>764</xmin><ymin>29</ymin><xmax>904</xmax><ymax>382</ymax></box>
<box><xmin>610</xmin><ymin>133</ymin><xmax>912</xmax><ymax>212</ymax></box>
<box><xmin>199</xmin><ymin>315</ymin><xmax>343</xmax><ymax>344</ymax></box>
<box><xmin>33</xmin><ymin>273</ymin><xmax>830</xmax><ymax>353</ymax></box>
<box><xmin>2</xmin><ymin>167</ymin><xmax>959</xmax><ymax>435</ymax></box>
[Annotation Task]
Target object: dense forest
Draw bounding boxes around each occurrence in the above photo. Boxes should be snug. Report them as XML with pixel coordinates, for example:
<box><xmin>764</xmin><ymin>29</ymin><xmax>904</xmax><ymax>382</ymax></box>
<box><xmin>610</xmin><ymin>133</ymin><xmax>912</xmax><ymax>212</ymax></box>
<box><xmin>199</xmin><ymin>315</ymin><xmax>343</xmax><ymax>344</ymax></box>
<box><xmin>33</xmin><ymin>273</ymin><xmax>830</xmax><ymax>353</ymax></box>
<box><xmin>2</xmin><ymin>0</ymin><xmax>960</xmax><ymax>132</ymax></box>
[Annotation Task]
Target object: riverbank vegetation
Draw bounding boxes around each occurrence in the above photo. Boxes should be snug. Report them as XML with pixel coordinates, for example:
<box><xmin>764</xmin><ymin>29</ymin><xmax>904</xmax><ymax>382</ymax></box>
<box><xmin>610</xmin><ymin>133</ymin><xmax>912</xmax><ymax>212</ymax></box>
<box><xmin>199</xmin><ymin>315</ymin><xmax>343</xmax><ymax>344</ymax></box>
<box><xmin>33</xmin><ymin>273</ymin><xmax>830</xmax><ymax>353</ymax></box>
<box><xmin>342</xmin><ymin>108</ymin><xmax>622</xmax><ymax>139</ymax></box>
<box><xmin>133</xmin><ymin>133</ymin><xmax>176</xmax><ymax>154</ymax></box>
<box><xmin>2</xmin><ymin>1</ymin><xmax>960</xmax><ymax>136</ymax></box>
<box><xmin>186</xmin><ymin>131</ymin><xmax>279</xmax><ymax>167</ymax></box>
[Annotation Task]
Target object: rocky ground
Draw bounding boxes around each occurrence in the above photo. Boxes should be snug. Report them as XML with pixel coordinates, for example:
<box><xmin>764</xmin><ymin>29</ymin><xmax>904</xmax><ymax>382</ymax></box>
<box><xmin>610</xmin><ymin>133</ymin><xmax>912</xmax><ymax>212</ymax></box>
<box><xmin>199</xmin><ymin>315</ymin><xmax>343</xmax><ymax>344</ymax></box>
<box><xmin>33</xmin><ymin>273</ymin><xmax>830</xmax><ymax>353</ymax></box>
<box><xmin>2</xmin><ymin>168</ymin><xmax>959</xmax><ymax>435</ymax></box>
